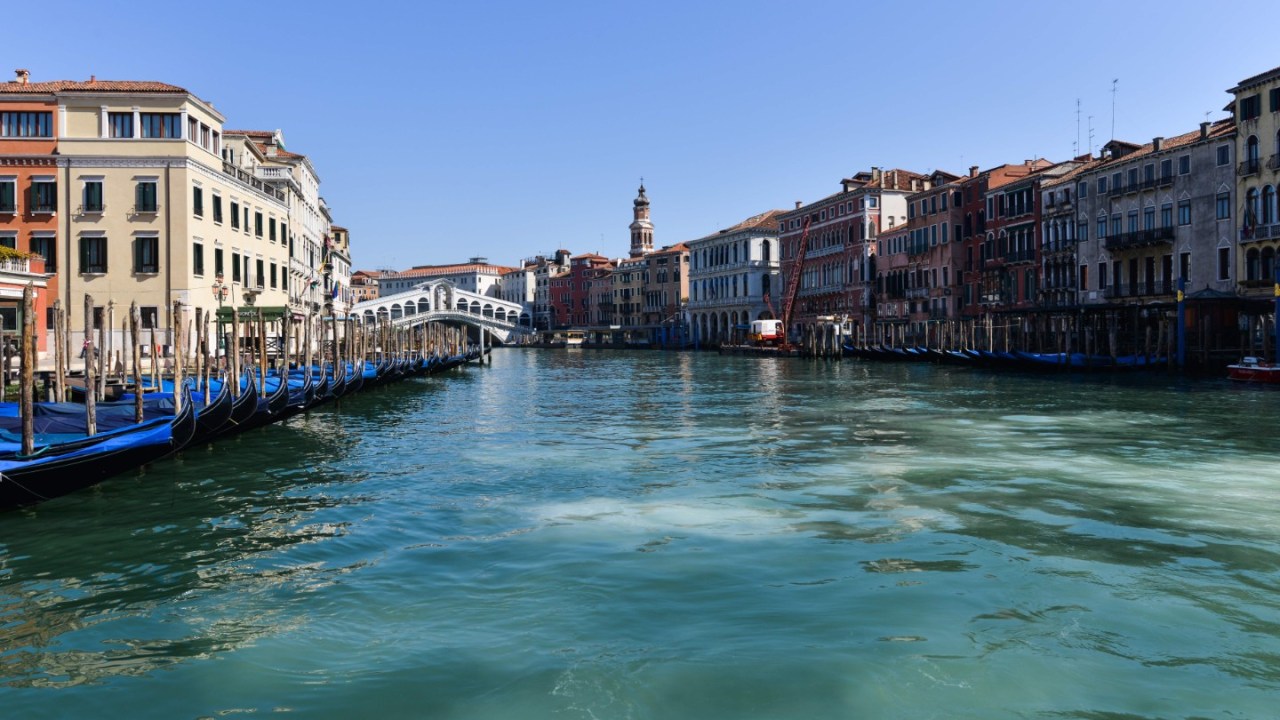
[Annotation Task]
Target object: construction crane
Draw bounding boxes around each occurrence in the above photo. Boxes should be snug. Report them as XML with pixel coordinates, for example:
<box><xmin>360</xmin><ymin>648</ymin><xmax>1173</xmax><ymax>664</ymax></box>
<box><xmin>777</xmin><ymin>215</ymin><xmax>812</xmax><ymax>346</ymax></box>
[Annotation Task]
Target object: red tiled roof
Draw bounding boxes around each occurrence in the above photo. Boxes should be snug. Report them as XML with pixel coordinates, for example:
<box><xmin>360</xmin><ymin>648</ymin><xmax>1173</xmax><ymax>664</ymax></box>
<box><xmin>0</xmin><ymin>79</ymin><xmax>188</xmax><ymax>94</ymax></box>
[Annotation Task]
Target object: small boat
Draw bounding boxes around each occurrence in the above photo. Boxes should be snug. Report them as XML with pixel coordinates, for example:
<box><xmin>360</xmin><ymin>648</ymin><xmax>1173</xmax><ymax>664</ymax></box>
<box><xmin>1227</xmin><ymin>356</ymin><xmax>1280</xmax><ymax>384</ymax></box>
<box><xmin>0</xmin><ymin>387</ymin><xmax>197</xmax><ymax>510</ymax></box>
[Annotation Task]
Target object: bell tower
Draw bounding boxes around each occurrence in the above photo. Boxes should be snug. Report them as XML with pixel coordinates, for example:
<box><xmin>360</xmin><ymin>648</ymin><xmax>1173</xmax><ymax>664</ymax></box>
<box><xmin>629</xmin><ymin>181</ymin><xmax>653</xmax><ymax>257</ymax></box>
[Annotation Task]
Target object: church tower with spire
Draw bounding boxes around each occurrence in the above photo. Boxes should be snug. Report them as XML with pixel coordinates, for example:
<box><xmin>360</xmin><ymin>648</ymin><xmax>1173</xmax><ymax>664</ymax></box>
<box><xmin>629</xmin><ymin>182</ymin><xmax>654</xmax><ymax>257</ymax></box>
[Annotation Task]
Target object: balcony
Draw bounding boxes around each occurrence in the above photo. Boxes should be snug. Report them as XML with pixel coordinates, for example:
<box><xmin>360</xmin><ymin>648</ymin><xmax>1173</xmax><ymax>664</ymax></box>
<box><xmin>1140</xmin><ymin>174</ymin><xmax>1174</xmax><ymax>190</ymax></box>
<box><xmin>1239</xmin><ymin>158</ymin><xmax>1261</xmax><ymax>177</ymax></box>
<box><xmin>0</xmin><ymin>257</ymin><xmax>32</xmax><ymax>274</ymax></box>
<box><xmin>255</xmin><ymin>166</ymin><xmax>293</xmax><ymax>181</ymax></box>
<box><xmin>1103</xmin><ymin>226</ymin><xmax>1174</xmax><ymax>251</ymax></box>
<box><xmin>1269</xmin><ymin>154</ymin><xmax>1280</xmax><ymax>171</ymax></box>
<box><xmin>221</xmin><ymin>161</ymin><xmax>288</xmax><ymax>202</ymax></box>
<box><xmin>1244</xmin><ymin>223</ymin><xmax>1280</xmax><ymax>243</ymax></box>
<box><xmin>1005</xmin><ymin>249</ymin><xmax>1036</xmax><ymax>265</ymax></box>
<box><xmin>1042</xmin><ymin>240</ymin><xmax>1077</xmax><ymax>255</ymax></box>
<box><xmin>906</xmin><ymin>287</ymin><xmax>929</xmax><ymax>299</ymax></box>
<box><xmin>1102</xmin><ymin>281</ymin><xmax>1174</xmax><ymax>299</ymax></box>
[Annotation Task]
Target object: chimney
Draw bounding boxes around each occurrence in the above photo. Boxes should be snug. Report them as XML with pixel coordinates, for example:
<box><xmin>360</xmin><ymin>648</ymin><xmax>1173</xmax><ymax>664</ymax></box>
<box><xmin>871</xmin><ymin>167</ymin><xmax>882</xmax><ymax>182</ymax></box>
<box><xmin>89</xmin><ymin>74</ymin><xmax>96</xmax><ymax>83</ymax></box>
<box><xmin>1152</xmin><ymin>137</ymin><xmax>1163</xmax><ymax>152</ymax></box>
<box><xmin>891</xmin><ymin>169</ymin><xmax>898</xmax><ymax>188</ymax></box>
<box><xmin>15</xmin><ymin>68</ymin><xmax>30</xmax><ymax>85</ymax></box>
<box><xmin>910</xmin><ymin>178</ymin><xmax>919</xmax><ymax>192</ymax></box>
<box><xmin>794</xmin><ymin>200</ymin><xmax>803</xmax><ymax>209</ymax></box>
<box><xmin>1200</xmin><ymin>122</ymin><xmax>1211</xmax><ymax>139</ymax></box>
<box><xmin>969</xmin><ymin>165</ymin><xmax>979</xmax><ymax>178</ymax></box>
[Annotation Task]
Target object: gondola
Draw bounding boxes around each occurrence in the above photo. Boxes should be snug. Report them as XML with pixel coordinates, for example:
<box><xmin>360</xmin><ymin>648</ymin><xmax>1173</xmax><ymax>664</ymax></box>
<box><xmin>0</xmin><ymin>387</ymin><xmax>197</xmax><ymax>510</ymax></box>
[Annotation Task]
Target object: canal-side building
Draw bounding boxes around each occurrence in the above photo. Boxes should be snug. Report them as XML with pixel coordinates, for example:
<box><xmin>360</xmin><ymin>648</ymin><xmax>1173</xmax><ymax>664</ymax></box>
<box><xmin>1072</xmin><ymin>121</ymin><xmax>1237</xmax><ymax>308</ymax></box>
<box><xmin>530</xmin><ymin>250</ymin><xmax>571</xmax><ymax>331</ymax></box>
<box><xmin>552</xmin><ymin>252</ymin><xmax>611</xmax><ymax>329</ymax></box>
<box><xmin>779</xmin><ymin>168</ymin><xmax>923</xmax><ymax>342</ymax></box>
<box><xmin>379</xmin><ymin>259</ymin><xmax>514</xmax><ymax>297</ymax></box>
<box><xmin>957</xmin><ymin>161</ymin><xmax>1054</xmax><ymax>319</ymax></box>
<box><xmin>872</xmin><ymin>219</ymin><xmax>911</xmax><ymax>344</ymax></box>
<box><xmin>1039</xmin><ymin>156</ymin><xmax>1102</xmax><ymax>311</ymax></box>
<box><xmin>612</xmin><ymin>254</ymin><xmax>646</xmax><ymax>335</ymax></box>
<box><xmin>350</xmin><ymin>269</ymin><xmax>387</xmax><ymax>303</ymax></box>
<box><xmin>1228</xmin><ymin>66</ymin><xmax>1280</xmax><ymax>296</ymax></box>
<box><xmin>0</xmin><ymin>70</ymin><xmax>57</xmax><ymax>352</ymax></box>
<box><xmin>642</xmin><ymin>242</ymin><xmax>688</xmax><ymax>345</ymax></box>
<box><xmin>1</xmin><ymin>74</ymin><xmax>295</xmax><ymax>353</ymax></box>
<box><xmin>903</xmin><ymin>171</ymin><xmax>963</xmax><ymax>339</ymax></box>
<box><xmin>327</xmin><ymin>224</ymin><xmax>352</xmax><ymax>316</ymax></box>
<box><xmin>687</xmin><ymin>209</ymin><xmax>782</xmax><ymax>346</ymax></box>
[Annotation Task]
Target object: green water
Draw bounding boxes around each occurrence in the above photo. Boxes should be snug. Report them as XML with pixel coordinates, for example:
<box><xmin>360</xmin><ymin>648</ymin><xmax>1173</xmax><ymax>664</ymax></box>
<box><xmin>2</xmin><ymin>350</ymin><xmax>1279</xmax><ymax>718</ymax></box>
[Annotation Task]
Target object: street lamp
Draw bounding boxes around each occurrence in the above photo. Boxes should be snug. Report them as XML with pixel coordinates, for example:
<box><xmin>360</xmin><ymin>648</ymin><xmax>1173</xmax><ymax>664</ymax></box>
<box><xmin>212</xmin><ymin>273</ymin><xmax>229</xmax><ymax>307</ymax></box>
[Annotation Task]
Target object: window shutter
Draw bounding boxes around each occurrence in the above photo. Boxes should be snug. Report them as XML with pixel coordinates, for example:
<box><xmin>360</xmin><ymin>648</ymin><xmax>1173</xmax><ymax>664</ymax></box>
<box><xmin>135</xmin><ymin>183</ymin><xmax>143</xmax><ymax>210</ymax></box>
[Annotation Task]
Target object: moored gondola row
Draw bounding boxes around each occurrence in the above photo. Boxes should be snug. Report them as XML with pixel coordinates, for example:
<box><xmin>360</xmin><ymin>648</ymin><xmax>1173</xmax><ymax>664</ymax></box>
<box><xmin>0</xmin><ymin>289</ymin><xmax>483</xmax><ymax>511</ymax></box>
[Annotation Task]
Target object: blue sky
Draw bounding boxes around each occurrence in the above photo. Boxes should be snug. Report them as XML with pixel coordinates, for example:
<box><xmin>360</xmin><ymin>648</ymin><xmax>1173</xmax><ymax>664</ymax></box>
<box><xmin>12</xmin><ymin>1</ymin><xmax>1280</xmax><ymax>270</ymax></box>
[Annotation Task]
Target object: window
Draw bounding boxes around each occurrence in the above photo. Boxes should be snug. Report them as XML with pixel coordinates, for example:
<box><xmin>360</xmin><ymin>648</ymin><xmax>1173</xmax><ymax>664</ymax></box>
<box><xmin>1111</xmin><ymin>215</ymin><xmax>1122</xmax><ymax>237</ymax></box>
<box><xmin>1079</xmin><ymin>264</ymin><xmax>1089</xmax><ymax>290</ymax></box>
<box><xmin>140</xmin><ymin>307</ymin><xmax>159</xmax><ymax>330</ymax></box>
<box><xmin>230</xmin><ymin>201</ymin><xmax>240</xmax><ymax>229</ymax></box>
<box><xmin>83</xmin><ymin>180</ymin><xmax>104</xmax><ymax>212</ymax></box>
<box><xmin>255</xmin><ymin>259</ymin><xmax>264</xmax><ymax>288</ymax></box>
<box><xmin>1143</xmin><ymin>207</ymin><xmax>1155</xmax><ymax>231</ymax></box>
<box><xmin>269</xmin><ymin>217</ymin><xmax>276</xmax><ymax>242</ymax></box>
<box><xmin>0</xmin><ymin>233</ymin><xmax>14</xmax><ymax>250</ymax></box>
<box><xmin>0</xmin><ymin>111</ymin><xmax>52</xmax><ymax>137</ymax></box>
<box><xmin>1218</xmin><ymin>247</ymin><xmax>1230</xmax><ymax>281</ymax></box>
<box><xmin>1098</xmin><ymin>176</ymin><xmax>1108</xmax><ymax>194</ymax></box>
<box><xmin>80</xmin><ymin>237</ymin><xmax>108</xmax><ymax>273</ymax></box>
<box><xmin>254</xmin><ymin>212</ymin><xmax>263</xmax><ymax>238</ymax></box>
<box><xmin>1239</xmin><ymin>94</ymin><xmax>1261</xmax><ymax>121</ymax></box>
<box><xmin>270</xmin><ymin>261</ymin><xmax>278</xmax><ymax>289</ymax></box>
<box><xmin>134</xmin><ymin>236</ymin><xmax>159</xmax><ymax>273</ymax></box>
<box><xmin>193</xmin><ymin>186</ymin><xmax>203</xmax><ymax>217</ymax></box>
<box><xmin>139</xmin><ymin>113</ymin><xmax>181</xmax><ymax>138</ymax></box>
<box><xmin>1160</xmin><ymin>158</ymin><xmax>1172</xmax><ymax>179</ymax></box>
<box><xmin>108</xmin><ymin>112</ymin><xmax>133</xmax><ymax>138</ymax></box>
<box><xmin>1178</xmin><ymin>200</ymin><xmax>1191</xmax><ymax>225</ymax></box>
<box><xmin>193</xmin><ymin>241</ymin><xmax>205</xmax><ymax>276</ymax></box>
<box><xmin>243</xmin><ymin>207</ymin><xmax>249</xmax><ymax>232</ymax></box>
<box><xmin>0</xmin><ymin>179</ymin><xmax>13</xmax><ymax>212</ymax></box>
<box><xmin>1271</xmin><ymin>88</ymin><xmax>1280</xmax><ymax>113</ymax></box>
<box><xmin>135</xmin><ymin>181</ymin><xmax>158</xmax><ymax>212</ymax></box>
<box><xmin>1217</xmin><ymin>145</ymin><xmax>1231</xmax><ymax>166</ymax></box>
<box><xmin>1096</xmin><ymin>262</ymin><xmax>1106</xmax><ymax>289</ymax></box>
<box><xmin>31</xmin><ymin>180</ymin><xmax>56</xmax><ymax>212</ymax></box>
<box><xmin>231</xmin><ymin>252</ymin><xmax>241</xmax><ymax>282</ymax></box>
<box><xmin>1098</xmin><ymin>217</ymin><xmax>1107</xmax><ymax>238</ymax></box>
<box><xmin>213</xmin><ymin>195</ymin><xmax>223</xmax><ymax>224</ymax></box>
<box><xmin>31</xmin><ymin>235</ymin><xmax>55</xmax><ymax>267</ymax></box>
<box><xmin>1179</xmin><ymin>155</ymin><xmax>1190</xmax><ymax>175</ymax></box>
<box><xmin>1216</xmin><ymin>192</ymin><xmax>1231</xmax><ymax>220</ymax></box>
<box><xmin>1127</xmin><ymin>211</ymin><xmax>1139</xmax><ymax>233</ymax></box>
<box><xmin>1078</xmin><ymin>181</ymin><xmax>1088</xmax><ymax>199</ymax></box>
<box><xmin>214</xmin><ymin>247</ymin><xmax>224</xmax><ymax>277</ymax></box>
<box><xmin>1161</xmin><ymin>203</ymin><xmax>1173</xmax><ymax>227</ymax></box>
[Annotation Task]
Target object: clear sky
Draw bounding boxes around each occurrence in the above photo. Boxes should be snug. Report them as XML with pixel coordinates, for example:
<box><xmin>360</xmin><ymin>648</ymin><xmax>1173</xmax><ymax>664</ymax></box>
<box><xmin>10</xmin><ymin>1</ymin><xmax>1280</xmax><ymax>270</ymax></box>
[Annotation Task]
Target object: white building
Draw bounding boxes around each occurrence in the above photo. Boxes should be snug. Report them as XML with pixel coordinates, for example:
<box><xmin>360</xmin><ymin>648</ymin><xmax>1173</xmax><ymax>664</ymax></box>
<box><xmin>687</xmin><ymin>210</ymin><xmax>784</xmax><ymax>345</ymax></box>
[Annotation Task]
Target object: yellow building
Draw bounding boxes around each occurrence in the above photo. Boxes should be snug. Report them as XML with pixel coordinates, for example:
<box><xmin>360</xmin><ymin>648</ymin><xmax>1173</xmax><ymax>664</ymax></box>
<box><xmin>30</xmin><ymin>77</ymin><xmax>295</xmax><ymax>350</ymax></box>
<box><xmin>1229</xmin><ymin>65</ymin><xmax>1280</xmax><ymax>295</ymax></box>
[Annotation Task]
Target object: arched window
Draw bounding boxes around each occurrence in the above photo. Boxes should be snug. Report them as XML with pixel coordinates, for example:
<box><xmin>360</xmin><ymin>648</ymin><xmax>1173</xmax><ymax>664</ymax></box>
<box><xmin>1247</xmin><ymin>134</ymin><xmax>1260</xmax><ymax>162</ymax></box>
<box><xmin>1247</xmin><ymin>187</ymin><xmax>1261</xmax><ymax>226</ymax></box>
<box><xmin>732</xmin><ymin>243</ymin><xmax>738</xmax><ymax>264</ymax></box>
<box><xmin>761</xmin><ymin>240</ymin><xmax>771</xmax><ymax>263</ymax></box>
<box><xmin>761</xmin><ymin>274</ymin><xmax>771</xmax><ymax>297</ymax></box>
<box><xmin>1264</xmin><ymin>185</ymin><xmax>1276</xmax><ymax>225</ymax></box>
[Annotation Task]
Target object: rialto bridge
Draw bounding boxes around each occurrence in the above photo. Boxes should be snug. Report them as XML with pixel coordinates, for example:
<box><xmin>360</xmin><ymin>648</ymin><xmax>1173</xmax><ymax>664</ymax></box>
<box><xmin>350</xmin><ymin>280</ymin><xmax>533</xmax><ymax>343</ymax></box>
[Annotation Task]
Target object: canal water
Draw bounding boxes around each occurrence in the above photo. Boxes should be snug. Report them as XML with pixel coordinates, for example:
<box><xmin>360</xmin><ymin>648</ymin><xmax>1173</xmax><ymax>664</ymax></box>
<box><xmin>2</xmin><ymin>350</ymin><xmax>1279</xmax><ymax>718</ymax></box>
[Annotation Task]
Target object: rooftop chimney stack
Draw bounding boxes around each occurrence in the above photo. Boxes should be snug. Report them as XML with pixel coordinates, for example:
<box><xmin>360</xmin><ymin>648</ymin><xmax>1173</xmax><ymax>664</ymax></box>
<box><xmin>969</xmin><ymin>165</ymin><xmax>979</xmax><ymax>178</ymax></box>
<box><xmin>871</xmin><ymin>167</ymin><xmax>882</xmax><ymax>182</ymax></box>
<box><xmin>1200</xmin><ymin>122</ymin><xmax>1211</xmax><ymax>140</ymax></box>
<box><xmin>1152</xmin><ymin>137</ymin><xmax>1164</xmax><ymax>152</ymax></box>
<box><xmin>795</xmin><ymin>201</ymin><xmax>803</xmax><ymax>209</ymax></box>
<box><xmin>15</xmin><ymin>68</ymin><xmax>30</xmax><ymax>85</ymax></box>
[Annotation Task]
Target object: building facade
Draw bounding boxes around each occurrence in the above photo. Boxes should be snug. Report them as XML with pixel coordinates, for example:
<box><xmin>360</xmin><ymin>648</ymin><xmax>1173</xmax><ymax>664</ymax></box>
<box><xmin>687</xmin><ymin>210</ymin><xmax>782</xmax><ymax>345</ymax></box>
<box><xmin>1228</xmin><ymin>66</ymin><xmax>1280</xmax><ymax>295</ymax></box>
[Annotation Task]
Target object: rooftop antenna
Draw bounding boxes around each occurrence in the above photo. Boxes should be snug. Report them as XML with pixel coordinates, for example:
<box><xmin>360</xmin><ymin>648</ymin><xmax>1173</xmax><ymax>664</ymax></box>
<box><xmin>1075</xmin><ymin>98</ymin><xmax>1082</xmax><ymax>157</ymax></box>
<box><xmin>1110</xmin><ymin>79</ymin><xmax>1118</xmax><ymax>141</ymax></box>
<box><xmin>1088</xmin><ymin>116</ymin><xmax>1096</xmax><ymax>157</ymax></box>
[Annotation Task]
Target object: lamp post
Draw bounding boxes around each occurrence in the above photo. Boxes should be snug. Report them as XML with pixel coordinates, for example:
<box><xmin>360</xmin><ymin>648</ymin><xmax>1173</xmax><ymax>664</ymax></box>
<box><xmin>212</xmin><ymin>273</ymin><xmax>230</xmax><ymax>359</ymax></box>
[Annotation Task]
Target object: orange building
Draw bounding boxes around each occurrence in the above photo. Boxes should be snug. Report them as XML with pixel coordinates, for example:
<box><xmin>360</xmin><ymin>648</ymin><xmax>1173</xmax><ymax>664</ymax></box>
<box><xmin>0</xmin><ymin>72</ymin><xmax>57</xmax><ymax>352</ymax></box>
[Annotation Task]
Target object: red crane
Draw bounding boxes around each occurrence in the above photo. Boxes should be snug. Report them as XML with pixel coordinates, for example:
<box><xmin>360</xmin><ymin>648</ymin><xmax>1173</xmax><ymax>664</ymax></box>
<box><xmin>778</xmin><ymin>215</ymin><xmax>812</xmax><ymax>344</ymax></box>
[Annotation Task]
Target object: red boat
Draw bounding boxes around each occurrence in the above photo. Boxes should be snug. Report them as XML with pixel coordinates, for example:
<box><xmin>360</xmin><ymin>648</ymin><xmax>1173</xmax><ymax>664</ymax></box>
<box><xmin>1227</xmin><ymin>357</ymin><xmax>1280</xmax><ymax>383</ymax></box>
